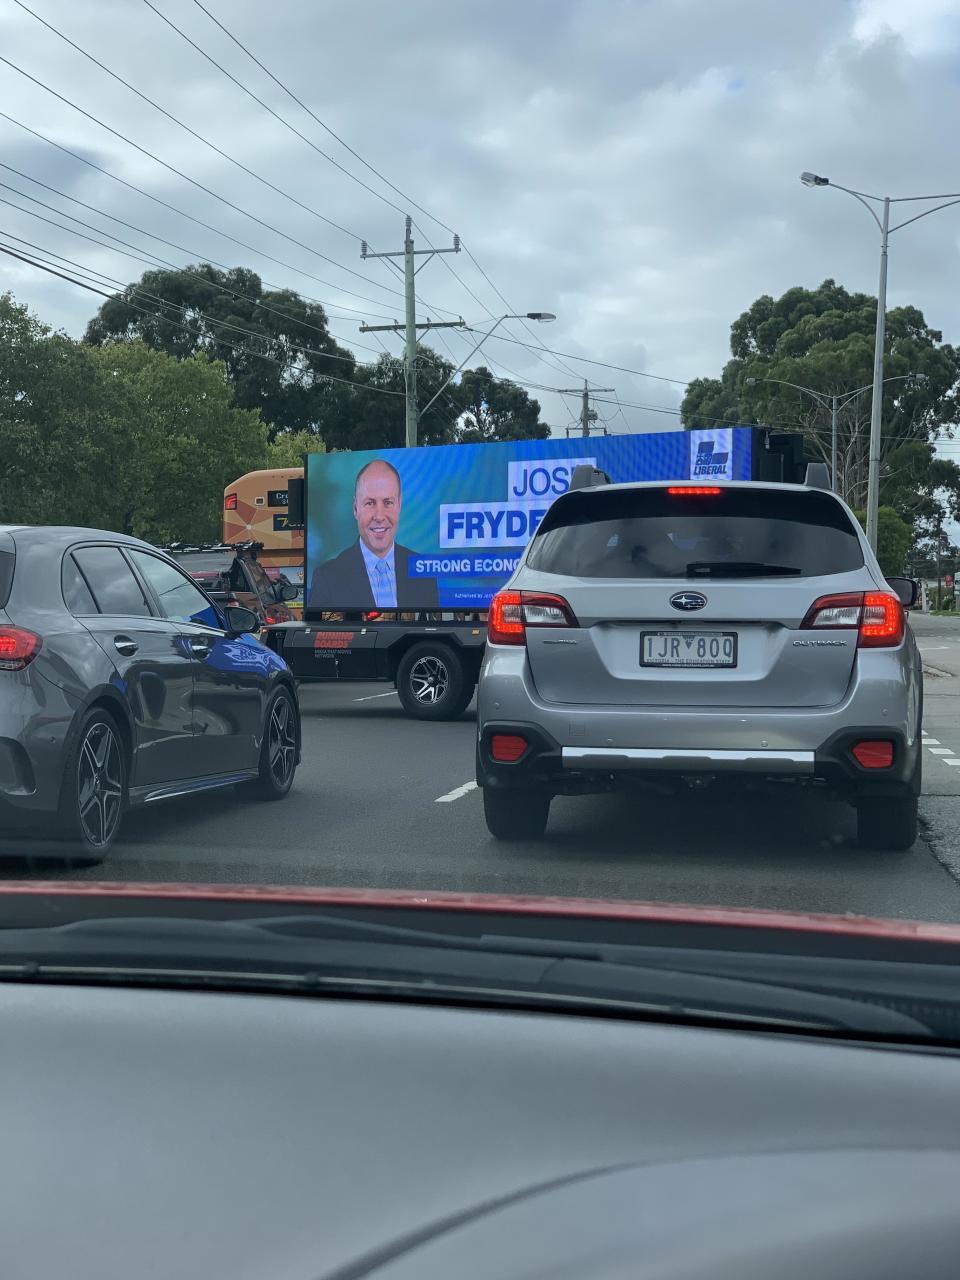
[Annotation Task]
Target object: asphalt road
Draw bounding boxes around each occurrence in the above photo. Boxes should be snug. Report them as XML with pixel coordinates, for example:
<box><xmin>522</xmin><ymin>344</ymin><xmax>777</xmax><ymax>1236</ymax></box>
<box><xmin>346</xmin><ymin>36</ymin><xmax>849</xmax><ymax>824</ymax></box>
<box><xmin>5</xmin><ymin>612</ymin><xmax>960</xmax><ymax>923</ymax></box>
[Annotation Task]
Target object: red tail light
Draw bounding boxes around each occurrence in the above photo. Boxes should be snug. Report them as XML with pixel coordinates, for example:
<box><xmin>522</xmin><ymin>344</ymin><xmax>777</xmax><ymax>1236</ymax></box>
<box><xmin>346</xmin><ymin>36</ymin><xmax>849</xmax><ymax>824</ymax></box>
<box><xmin>225</xmin><ymin>492</ymin><xmax>238</xmax><ymax>510</ymax></box>
<box><xmin>488</xmin><ymin>591</ymin><xmax>577</xmax><ymax>646</ymax></box>
<box><xmin>859</xmin><ymin>592</ymin><xmax>904</xmax><ymax>647</ymax></box>
<box><xmin>491</xmin><ymin>734</ymin><xmax>528</xmax><ymax>762</ymax></box>
<box><xmin>0</xmin><ymin>626</ymin><xmax>42</xmax><ymax>671</ymax></box>
<box><xmin>801</xmin><ymin>592</ymin><xmax>904</xmax><ymax>648</ymax></box>
<box><xmin>667</xmin><ymin>486</ymin><xmax>722</xmax><ymax>496</ymax></box>
<box><xmin>851</xmin><ymin>740</ymin><xmax>894</xmax><ymax>769</ymax></box>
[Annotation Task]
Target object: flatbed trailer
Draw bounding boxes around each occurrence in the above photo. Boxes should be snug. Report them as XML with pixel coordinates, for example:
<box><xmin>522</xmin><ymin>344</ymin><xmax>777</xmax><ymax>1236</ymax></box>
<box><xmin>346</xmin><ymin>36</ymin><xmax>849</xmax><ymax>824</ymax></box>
<box><xmin>262</xmin><ymin>613</ymin><xmax>488</xmax><ymax>720</ymax></box>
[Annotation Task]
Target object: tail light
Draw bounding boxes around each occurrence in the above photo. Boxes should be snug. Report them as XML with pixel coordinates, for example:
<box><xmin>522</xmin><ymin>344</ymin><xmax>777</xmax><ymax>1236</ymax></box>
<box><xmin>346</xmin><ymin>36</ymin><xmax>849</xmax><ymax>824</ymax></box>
<box><xmin>667</xmin><ymin>486</ymin><xmax>722</xmax><ymax>496</ymax></box>
<box><xmin>490</xmin><ymin>734</ymin><xmax>528</xmax><ymax>762</ymax></box>
<box><xmin>225</xmin><ymin>492</ymin><xmax>238</xmax><ymax>511</ymax></box>
<box><xmin>851</xmin><ymin>740</ymin><xmax>894</xmax><ymax>769</ymax></box>
<box><xmin>800</xmin><ymin>592</ymin><xmax>904</xmax><ymax>648</ymax></box>
<box><xmin>488</xmin><ymin>591</ymin><xmax>578</xmax><ymax>646</ymax></box>
<box><xmin>0</xmin><ymin>626</ymin><xmax>42</xmax><ymax>671</ymax></box>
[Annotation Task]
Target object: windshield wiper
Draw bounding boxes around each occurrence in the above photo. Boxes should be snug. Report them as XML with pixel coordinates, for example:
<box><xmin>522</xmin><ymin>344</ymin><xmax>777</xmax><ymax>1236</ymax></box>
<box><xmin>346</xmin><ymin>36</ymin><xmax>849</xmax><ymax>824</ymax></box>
<box><xmin>686</xmin><ymin>560</ymin><xmax>802</xmax><ymax>578</ymax></box>
<box><xmin>0</xmin><ymin>914</ymin><xmax>936</xmax><ymax>1040</ymax></box>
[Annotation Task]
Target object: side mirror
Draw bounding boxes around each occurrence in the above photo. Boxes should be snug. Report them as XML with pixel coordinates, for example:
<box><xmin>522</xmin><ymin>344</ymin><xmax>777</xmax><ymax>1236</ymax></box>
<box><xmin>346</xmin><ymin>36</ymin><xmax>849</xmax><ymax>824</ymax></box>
<box><xmin>886</xmin><ymin>576</ymin><xmax>920</xmax><ymax>609</ymax></box>
<box><xmin>223</xmin><ymin>605</ymin><xmax>260</xmax><ymax>635</ymax></box>
<box><xmin>276</xmin><ymin>582</ymin><xmax>299</xmax><ymax>603</ymax></box>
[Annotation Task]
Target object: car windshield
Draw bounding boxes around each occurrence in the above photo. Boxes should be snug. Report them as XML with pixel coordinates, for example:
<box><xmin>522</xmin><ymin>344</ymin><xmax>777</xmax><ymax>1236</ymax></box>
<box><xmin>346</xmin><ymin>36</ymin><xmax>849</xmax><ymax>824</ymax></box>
<box><xmin>1</xmin><ymin>0</ymin><xmax>960</xmax><ymax>1034</ymax></box>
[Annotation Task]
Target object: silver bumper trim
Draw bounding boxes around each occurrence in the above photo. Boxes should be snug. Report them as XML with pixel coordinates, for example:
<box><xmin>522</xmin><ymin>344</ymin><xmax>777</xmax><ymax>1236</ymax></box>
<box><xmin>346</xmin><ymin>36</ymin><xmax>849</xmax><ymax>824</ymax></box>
<box><xmin>561</xmin><ymin>747</ymin><xmax>816</xmax><ymax>773</ymax></box>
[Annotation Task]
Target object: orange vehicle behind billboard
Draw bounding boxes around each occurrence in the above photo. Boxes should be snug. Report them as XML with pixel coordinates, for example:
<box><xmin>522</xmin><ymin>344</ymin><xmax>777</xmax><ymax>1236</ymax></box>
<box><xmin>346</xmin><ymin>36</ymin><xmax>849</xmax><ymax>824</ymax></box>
<box><xmin>224</xmin><ymin>467</ymin><xmax>305</xmax><ymax>614</ymax></box>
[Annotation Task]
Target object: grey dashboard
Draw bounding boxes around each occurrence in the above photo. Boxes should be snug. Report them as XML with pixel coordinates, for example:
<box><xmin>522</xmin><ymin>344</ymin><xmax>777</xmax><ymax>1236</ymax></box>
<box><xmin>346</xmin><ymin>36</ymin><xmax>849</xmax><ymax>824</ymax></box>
<box><xmin>2</xmin><ymin>981</ymin><xmax>959</xmax><ymax>1279</ymax></box>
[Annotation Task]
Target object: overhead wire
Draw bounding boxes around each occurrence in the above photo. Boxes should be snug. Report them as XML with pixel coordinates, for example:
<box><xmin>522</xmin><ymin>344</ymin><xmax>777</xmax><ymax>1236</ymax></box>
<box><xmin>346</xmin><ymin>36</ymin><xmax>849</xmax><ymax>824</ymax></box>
<box><xmin>0</xmin><ymin>45</ymin><xmax>415</xmax><ymax>306</ymax></box>
<box><xmin>0</xmin><ymin>240</ymin><xmax>405</xmax><ymax>397</ymax></box>
<box><xmin>0</xmin><ymin>109</ymin><xmax>405</xmax><ymax>319</ymax></box>
<box><xmin>175</xmin><ymin>0</ymin><xmax>581</xmax><ymax>385</ymax></box>
<box><xmin>0</xmin><ymin>159</ymin><xmax>402</xmax><ymax>323</ymax></box>
<box><xmin>8</xmin><ymin>0</ymin><xmax>402</xmax><ymax>277</ymax></box>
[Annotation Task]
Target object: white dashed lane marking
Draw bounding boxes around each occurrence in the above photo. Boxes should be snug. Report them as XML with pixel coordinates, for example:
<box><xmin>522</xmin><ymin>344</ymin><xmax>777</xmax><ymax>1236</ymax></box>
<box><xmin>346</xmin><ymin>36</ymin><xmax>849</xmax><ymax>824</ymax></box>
<box><xmin>435</xmin><ymin>781</ymin><xmax>479</xmax><ymax>804</ymax></box>
<box><xmin>922</xmin><ymin>729</ymin><xmax>960</xmax><ymax>768</ymax></box>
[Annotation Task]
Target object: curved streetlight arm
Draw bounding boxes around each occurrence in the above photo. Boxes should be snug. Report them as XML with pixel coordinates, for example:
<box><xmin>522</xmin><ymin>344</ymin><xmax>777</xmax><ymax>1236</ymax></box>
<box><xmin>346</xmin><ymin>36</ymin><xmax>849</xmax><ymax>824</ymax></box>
<box><xmin>890</xmin><ymin>196</ymin><xmax>960</xmax><ymax>234</ymax></box>
<box><xmin>418</xmin><ymin>312</ymin><xmax>553</xmax><ymax>419</ymax></box>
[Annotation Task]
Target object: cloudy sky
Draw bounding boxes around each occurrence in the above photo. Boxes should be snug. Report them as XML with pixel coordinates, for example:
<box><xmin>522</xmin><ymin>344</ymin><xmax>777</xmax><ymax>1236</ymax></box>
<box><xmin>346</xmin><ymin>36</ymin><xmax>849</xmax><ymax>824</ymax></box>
<box><xmin>2</xmin><ymin>0</ymin><xmax>960</xmax><ymax>456</ymax></box>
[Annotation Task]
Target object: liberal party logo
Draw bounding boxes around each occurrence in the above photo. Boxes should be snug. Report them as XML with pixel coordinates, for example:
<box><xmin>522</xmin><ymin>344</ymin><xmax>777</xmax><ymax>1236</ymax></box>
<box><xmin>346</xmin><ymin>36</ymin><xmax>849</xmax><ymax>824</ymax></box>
<box><xmin>689</xmin><ymin>429</ymin><xmax>733</xmax><ymax>480</ymax></box>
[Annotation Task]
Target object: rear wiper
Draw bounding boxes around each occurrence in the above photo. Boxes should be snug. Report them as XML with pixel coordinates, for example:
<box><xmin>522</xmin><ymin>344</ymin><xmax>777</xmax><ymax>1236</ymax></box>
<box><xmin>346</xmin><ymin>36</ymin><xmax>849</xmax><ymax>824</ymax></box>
<box><xmin>686</xmin><ymin>560</ymin><xmax>802</xmax><ymax>578</ymax></box>
<box><xmin>0</xmin><ymin>915</ymin><xmax>934</xmax><ymax>1040</ymax></box>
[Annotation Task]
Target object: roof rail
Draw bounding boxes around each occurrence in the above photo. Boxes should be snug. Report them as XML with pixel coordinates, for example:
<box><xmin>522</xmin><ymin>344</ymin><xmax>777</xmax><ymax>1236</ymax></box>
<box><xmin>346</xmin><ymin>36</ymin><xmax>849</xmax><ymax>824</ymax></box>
<box><xmin>804</xmin><ymin>462</ymin><xmax>831</xmax><ymax>490</ymax></box>
<box><xmin>569</xmin><ymin>464</ymin><xmax>611</xmax><ymax>491</ymax></box>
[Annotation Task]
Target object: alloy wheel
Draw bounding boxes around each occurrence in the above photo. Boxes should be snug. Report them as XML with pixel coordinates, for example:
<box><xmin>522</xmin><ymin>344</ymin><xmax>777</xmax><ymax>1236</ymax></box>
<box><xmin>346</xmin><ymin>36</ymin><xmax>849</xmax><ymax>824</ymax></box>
<box><xmin>77</xmin><ymin>720</ymin><xmax>124</xmax><ymax>848</ymax></box>
<box><xmin>409</xmin><ymin>655</ymin><xmax>449</xmax><ymax>704</ymax></box>
<box><xmin>269</xmin><ymin>696</ymin><xmax>297</xmax><ymax>787</ymax></box>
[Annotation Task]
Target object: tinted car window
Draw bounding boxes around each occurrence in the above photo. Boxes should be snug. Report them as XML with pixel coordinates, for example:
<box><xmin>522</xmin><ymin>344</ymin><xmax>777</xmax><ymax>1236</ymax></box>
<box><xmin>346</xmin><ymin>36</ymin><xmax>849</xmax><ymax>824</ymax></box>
<box><xmin>526</xmin><ymin>487</ymin><xmax>865</xmax><ymax>579</ymax></box>
<box><xmin>61</xmin><ymin>554</ymin><xmax>99</xmax><ymax>615</ymax></box>
<box><xmin>0</xmin><ymin>548</ymin><xmax>13</xmax><ymax>610</ymax></box>
<box><xmin>72</xmin><ymin>546</ymin><xmax>152</xmax><ymax>616</ymax></box>
<box><xmin>242</xmin><ymin>557</ymin><xmax>273</xmax><ymax>597</ymax></box>
<box><xmin>130</xmin><ymin>551</ymin><xmax>222</xmax><ymax>628</ymax></box>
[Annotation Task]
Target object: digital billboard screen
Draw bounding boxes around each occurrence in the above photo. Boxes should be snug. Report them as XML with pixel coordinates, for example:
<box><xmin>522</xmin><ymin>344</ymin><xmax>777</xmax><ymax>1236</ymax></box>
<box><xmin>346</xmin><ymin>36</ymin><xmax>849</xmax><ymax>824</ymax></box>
<box><xmin>304</xmin><ymin>428</ymin><xmax>752</xmax><ymax>612</ymax></box>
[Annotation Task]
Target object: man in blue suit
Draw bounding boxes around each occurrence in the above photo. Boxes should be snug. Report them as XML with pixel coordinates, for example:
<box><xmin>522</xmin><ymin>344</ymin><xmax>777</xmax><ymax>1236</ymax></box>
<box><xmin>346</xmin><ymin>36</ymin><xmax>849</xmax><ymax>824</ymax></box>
<box><xmin>309</xmin><ymin>458</ymin><xmax>439</xmax><ymax>610</ymax></box>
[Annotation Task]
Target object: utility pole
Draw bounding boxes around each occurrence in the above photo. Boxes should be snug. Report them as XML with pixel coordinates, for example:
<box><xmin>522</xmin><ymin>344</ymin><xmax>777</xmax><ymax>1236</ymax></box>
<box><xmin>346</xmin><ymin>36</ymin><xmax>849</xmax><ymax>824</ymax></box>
<box><xmin>556</xmin><ymin>379</ymin><xmax>615</xmax><ymax>437</ymax></box>
<box><xmin>360</xmin><ymin>217</ymin><xmax>462</xmax><ymax>447</ymax></box>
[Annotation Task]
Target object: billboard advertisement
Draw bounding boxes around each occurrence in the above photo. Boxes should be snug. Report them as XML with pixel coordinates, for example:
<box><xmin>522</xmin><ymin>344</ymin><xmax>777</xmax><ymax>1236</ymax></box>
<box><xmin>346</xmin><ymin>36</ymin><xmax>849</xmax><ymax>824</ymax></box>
<box><xmin>305</xmin><ymin>428</ymin><xmax>752</xmax><ymax>612</ymax></box>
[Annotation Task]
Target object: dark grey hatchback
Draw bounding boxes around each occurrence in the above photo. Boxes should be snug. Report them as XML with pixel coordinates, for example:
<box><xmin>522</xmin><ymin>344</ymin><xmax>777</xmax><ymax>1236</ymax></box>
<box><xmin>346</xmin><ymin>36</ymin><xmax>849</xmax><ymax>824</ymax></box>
<box><xmin>0</xmin><ymin>525</ymin><xmax>301</xmax><ymax>860</ymax></box>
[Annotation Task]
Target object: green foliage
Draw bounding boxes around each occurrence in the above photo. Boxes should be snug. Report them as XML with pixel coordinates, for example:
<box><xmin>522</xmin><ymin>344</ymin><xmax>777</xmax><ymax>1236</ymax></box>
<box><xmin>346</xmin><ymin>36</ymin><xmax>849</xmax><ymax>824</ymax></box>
<box><xmin>267</xmin><ymin>430</ymin><xmax>327</xmax><ymax>469</ymax></box>
<box><xmin>454</xmin><ymin>366</ymin><xmax>549</xmax><ymax>442</ymax></box>
<box><xmin>853</xmin><ymin>505</ymin><xmax>912</xmax><ymax>576</ymax></box>
<box><xmin>681</xmin><ymin>280</ymin><xmax>960</xmax><ymax>526</ymax></box>
<box><xmin>0</xmin><ymin>294</ymin><xmax>268</xmax><ymax>542</ymax></box>
<box><xmin>83</xmin><ymin>264</ymin><xmax>356</xmax><ymax>442</ymax></box>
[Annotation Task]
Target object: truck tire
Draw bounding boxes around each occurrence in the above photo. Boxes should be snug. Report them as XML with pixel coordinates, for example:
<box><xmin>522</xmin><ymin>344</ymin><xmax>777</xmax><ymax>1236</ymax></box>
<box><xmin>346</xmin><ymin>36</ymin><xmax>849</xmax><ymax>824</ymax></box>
<box><xmin>483</xmin><ymin>788</ymin><xmax>550</xmax><ymax>840</ymax></box>
<box><xmin>396</xmin><ymin>642</ymin><xmax>475</xmax><ymax>721</ymax></box>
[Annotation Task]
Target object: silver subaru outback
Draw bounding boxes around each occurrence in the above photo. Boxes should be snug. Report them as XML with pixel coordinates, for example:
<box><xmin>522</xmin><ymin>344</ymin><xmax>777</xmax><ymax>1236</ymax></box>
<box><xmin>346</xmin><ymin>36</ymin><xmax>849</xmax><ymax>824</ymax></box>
<box><xmin>476</xmin><ymin>470</ymin><xmax>922</xmax><ymax>850</ymax></box>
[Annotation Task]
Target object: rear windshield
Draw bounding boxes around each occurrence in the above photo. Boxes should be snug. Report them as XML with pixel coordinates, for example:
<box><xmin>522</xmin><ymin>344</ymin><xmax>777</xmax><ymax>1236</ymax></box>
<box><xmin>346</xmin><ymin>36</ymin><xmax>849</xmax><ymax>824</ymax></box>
<box><xmin>172</xmin><ymin>552</ymin><xmax>233</xmax><ymax>574</ymax></box>
<box><xmin>526</xmin><ymin>487</ymin><xmax>865</xmax><ymax>579</ymax></box>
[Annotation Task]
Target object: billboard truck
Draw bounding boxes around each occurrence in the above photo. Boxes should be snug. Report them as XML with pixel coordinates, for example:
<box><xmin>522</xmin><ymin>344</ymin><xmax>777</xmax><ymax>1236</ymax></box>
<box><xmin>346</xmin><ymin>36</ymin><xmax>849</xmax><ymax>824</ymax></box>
<box><xmin>261</xmin><ymin>427</ymin><xmax>795</xmax><ymax>720</ymax></box>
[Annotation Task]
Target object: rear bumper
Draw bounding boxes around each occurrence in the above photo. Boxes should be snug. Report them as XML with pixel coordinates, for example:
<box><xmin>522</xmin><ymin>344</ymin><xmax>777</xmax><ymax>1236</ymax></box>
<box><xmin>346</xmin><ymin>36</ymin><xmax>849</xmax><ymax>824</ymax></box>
<box><xmin>477</xmin><ymin>721</ymin><xmax>920</xmax><ymax>797</ymax></box>
<box><xmin>0</xmin><ymin>670</ymin><xmax>76</xmax><ymax>825</ymax></box>
<box><xmin>476</xmin><ymin>646</ymin><xmax>922</xmax><ymax>798</ymax></box>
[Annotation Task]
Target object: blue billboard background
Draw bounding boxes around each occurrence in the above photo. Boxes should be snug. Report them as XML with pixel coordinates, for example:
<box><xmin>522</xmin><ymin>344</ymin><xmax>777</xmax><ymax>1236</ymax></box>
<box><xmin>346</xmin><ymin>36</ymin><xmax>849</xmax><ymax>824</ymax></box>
<box><xmin>306</xmin><ymin>428</ymin><xmax>752</xmax><ymax>611</ymax></box>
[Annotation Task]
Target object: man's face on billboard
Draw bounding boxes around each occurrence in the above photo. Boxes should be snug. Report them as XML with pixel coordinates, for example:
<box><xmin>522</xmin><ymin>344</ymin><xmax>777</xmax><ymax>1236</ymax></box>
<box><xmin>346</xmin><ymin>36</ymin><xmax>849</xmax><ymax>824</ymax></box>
<box><xmin>354</xmin><ymin>462</ymin><xmax>401</xmax><ymax>557</ymax></box>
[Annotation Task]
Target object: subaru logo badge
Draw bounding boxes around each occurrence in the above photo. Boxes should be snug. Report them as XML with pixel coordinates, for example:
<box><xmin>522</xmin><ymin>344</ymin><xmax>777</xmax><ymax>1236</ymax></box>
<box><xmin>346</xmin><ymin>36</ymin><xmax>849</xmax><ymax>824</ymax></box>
<box><xmin>670</xmin><ymin>591</ymin><xmax>707</xmax><ymax>611</ymax></box>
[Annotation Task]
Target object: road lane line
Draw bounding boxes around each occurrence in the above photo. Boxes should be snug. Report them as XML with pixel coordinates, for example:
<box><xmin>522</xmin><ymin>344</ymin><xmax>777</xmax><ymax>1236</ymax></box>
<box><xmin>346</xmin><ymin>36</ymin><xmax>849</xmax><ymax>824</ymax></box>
<box><xmin>944</xmin><ymin>759</ymin><xmax>960</xmax><ymax>767</ymax></box>
<box><xmin>924</xmin><ymin>738</ymin><xmax>942</xmax><ymax>745</ymax></box>
<box><xmin>353</xmin><ymin>690</ymin><xmax>399</xmax><ymax>702</ymax></box>
<box><xmin>435</xmin><ymin>780</ymin><xmax>479</xmax><ymax>803</ymax></box>
<box><xmin>929</xmin><ymin>747</ymin><xmax>954</xmax><ymax>756</ymax></box>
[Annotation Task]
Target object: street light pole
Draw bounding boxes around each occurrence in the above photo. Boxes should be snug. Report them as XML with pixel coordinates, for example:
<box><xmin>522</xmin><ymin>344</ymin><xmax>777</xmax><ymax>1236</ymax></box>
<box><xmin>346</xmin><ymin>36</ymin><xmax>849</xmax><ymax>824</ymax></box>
<box><xmin>417</xmin><ymin>311</ymin><xmax>555</xmax><ymax>420</ymax></box>
<box><xmin>800</xmin><ymin>171</ymin><xmax>960</xmax><ymax>548</ymax></box>
<box><xmin>831</xmin><ymin>393</ymin><xmax>838</xmax><ymax>494</ymax></box>
<box><xmin>745</xmin><ymin>373</ymin><xmax>920</xmax><ymax>498</ymax></box>
<box><xmin>866</xmin><ymin>197</ymin><xmax>890</xmax><ymax>549</ymax></box>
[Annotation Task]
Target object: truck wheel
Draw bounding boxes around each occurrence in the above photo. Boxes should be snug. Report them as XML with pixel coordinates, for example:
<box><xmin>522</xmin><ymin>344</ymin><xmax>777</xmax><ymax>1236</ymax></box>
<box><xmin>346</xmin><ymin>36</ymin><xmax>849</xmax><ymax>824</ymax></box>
<box><xmin>396</xmin><ymin>642</ymin><xmax>474</xmax><ymax>721</ymax></box>
<box><xmin>483</xmin><ymin>788</ymin><xmax>550</xmax><ymax>840</ymax></box>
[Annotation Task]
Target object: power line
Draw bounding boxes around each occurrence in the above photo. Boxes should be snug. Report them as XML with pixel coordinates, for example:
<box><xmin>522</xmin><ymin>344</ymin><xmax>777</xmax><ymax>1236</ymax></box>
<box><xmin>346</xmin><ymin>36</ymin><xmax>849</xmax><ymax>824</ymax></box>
<box><xmin>0</xmin><ymin>109</ymin><xmax>405</xmax><ymax>319</ymax></box>
<box><xmin>10</xmin><ymin>1</ymin><xmax>386</xmax><ymax>256</ymax></box>
<box><xmin>0</xmin><ymin>47</ymin><xmax>409</xmax><ymax>305</ymax></box>
<box><xmin>462</xmin><ymin>325</ymin><xmax>692</xmax><ymax>387</ymax></box>
<box><xmin>175</xmin><ymin>0</ymin><xmax>575</xmax><ymax>386</ymax></box>
<box><xmin>0</xmin><ymin>240</ymin><xmax>406</xmax><ymax>398</ymax></box>
<box><xmin>2</xmin><ymin>233</ymin><xmax>383</xmax><ymax>369</ymax></box>
<box><xmin>143</xmin><ymin>0</ymin><xmax>408</xmax><ymax>223</ymax></box>
<box><xmin>0</xmin><ymin>162</ymin><xmax>401</xmax><ymax>338</ymax></box>
<box><xmin>188</xmin><ymin>0</ymin><xmax>459</xmax><ymax>238</ymax></box>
